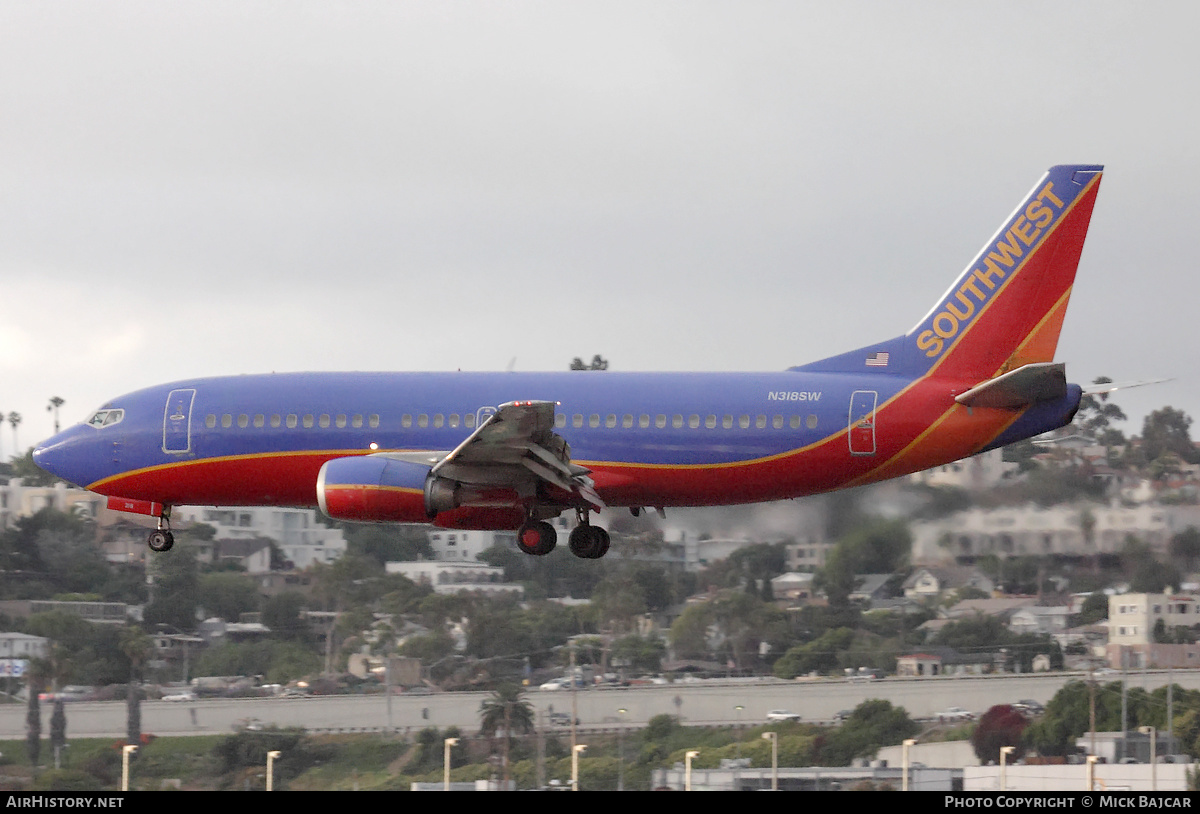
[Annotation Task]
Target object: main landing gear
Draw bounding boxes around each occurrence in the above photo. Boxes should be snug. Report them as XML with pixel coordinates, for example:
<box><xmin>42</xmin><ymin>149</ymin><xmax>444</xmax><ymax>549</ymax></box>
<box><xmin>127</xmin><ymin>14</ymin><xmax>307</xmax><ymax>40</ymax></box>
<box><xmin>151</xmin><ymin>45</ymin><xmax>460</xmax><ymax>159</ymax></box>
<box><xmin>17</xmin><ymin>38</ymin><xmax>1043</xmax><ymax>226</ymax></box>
<box><xmin>147</xmin><ymin>507</ymin><xmax>175</xmax><ymax>553</ymax></box>
<box><xmin>515</xmin><ymin>510</ymin><xmax>610</xmax><ymax>559</ymax></box>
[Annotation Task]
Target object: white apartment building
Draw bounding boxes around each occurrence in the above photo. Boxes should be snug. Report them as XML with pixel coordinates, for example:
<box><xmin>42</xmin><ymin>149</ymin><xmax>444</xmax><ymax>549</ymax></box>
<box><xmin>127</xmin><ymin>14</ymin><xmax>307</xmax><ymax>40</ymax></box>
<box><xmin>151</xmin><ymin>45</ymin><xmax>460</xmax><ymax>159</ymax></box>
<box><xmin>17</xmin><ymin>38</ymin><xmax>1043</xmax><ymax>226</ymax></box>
<box><xmin>1107</xmin><ymin>591</ymin><xmax>1200</xmax><ymax>669</ymax></box>
<box><xmin>426</xmin><ymin>528</ymin><xmax>517</xmax><ymax>561</ymax></box>
<box><xmin>0</xmin><ymin>478</ymin><xmax>105</xmax><ymax>530</ymax></box>
<box><xmin>174</xmin><ymin>506</ymin><xmax>346</xmax><ymax>569</ymax></box>
<box><xmin>911</xmin><ymin>502</ymin><xmax>1178</xmax><ymax>563</ymax></box>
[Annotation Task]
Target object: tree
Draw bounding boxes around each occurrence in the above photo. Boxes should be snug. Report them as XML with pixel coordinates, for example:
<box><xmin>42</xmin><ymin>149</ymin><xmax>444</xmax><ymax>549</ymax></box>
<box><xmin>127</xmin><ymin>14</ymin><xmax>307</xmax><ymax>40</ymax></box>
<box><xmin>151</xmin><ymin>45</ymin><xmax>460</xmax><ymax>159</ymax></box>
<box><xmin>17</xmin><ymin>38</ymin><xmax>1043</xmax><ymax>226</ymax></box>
<box><xmin>143</xmin><ymin>545</ymin><xmax>199</xmax><ymax>631</ymax></box>
<box><xmin>199</xmin><ymin>572</ymin><xmax>260</xmax><ymax>622</ymax></box>
<box><xmin>46</xmin><ymin>396</ymin><xmax>65</xmax><ymax>435</ymax></box>
<box><xmin>1075</xmin><ymin>377</ymin><xmax>1127</xmax><ymax>447</ymax></box>
<box><xmin>818</xmin><ymin>699</ymin><xmax>919</xmax><ymax>765</ymax></box>
<box><xmin>25</xmin><ymin>658</ymin><xmax>47</xmax><ymax>768</ymax></box>
<box><xmin>119</xmin><ymin>626</ymin><xmax>152</xmax><ymax>747</ymax></box>
<box><xmin>478</xmin><ymin>683</ymin><xmax>535</xmax><ymax>788</ymax></box>
<box><xmin>49</xmin><ymin>700</ymin><xmax>66</xmax><ymax>768</ymax></box>
<box><xmin>1140</xmin><ymin>407</ymin><xmax>1200</xmax><ymax>465</ymax></box>
<box><xmin>7</xmin><ymin>412</ymin><xmax>21</xmax><ymax>455</ymax></box>
<box><xmin>971</xmin><ymin>704</ymin><xmax>1028</xmax><ymax>764</ymax></box>
<box><xmin>569</xmin><ymin>355</ymin><xmax>608</xmax><ymax>371</ymax></box>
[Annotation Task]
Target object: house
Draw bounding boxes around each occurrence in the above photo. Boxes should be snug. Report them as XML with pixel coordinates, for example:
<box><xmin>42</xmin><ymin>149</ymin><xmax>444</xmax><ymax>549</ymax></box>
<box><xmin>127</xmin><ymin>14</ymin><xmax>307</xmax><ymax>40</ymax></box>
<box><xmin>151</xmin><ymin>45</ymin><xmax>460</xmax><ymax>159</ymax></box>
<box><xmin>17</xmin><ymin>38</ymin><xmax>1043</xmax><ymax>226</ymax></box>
<box><xmin>903</xmin><ymin>567</ymin><xmax>994</xmax><ymax>601</ymax></box>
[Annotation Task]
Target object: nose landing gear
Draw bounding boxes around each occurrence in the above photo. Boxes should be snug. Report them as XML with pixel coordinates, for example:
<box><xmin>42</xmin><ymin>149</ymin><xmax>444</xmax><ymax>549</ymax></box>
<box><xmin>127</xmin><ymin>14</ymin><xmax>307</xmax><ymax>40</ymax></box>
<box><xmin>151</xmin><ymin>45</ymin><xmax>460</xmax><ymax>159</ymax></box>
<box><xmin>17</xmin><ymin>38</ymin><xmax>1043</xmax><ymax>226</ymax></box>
<box><xmin>147</xmin><ymin>507</ymin><xmax>175</xmax><ymax>552</ymax></box>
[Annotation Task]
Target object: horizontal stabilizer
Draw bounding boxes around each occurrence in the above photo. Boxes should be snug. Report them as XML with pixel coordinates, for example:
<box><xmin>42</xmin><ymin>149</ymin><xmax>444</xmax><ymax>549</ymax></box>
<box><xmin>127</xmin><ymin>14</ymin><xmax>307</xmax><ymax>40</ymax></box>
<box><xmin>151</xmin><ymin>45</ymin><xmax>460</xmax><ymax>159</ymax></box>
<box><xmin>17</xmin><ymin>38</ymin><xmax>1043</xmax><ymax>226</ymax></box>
<box><xmin>954</xmin><ymin>363</ymin><xmax>1066</xmax><ymax>409</ymax></box>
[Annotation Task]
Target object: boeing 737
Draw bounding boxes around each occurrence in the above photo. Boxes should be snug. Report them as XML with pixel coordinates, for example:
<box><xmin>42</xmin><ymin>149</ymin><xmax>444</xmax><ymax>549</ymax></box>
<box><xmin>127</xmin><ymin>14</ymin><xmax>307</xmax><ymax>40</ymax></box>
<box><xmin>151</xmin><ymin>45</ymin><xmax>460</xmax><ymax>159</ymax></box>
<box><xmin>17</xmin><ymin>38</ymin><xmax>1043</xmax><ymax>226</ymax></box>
<box><xmin>32</xmin><ymin>164</ymin><xmax>1104</xmax><ymax>559</ymax></box>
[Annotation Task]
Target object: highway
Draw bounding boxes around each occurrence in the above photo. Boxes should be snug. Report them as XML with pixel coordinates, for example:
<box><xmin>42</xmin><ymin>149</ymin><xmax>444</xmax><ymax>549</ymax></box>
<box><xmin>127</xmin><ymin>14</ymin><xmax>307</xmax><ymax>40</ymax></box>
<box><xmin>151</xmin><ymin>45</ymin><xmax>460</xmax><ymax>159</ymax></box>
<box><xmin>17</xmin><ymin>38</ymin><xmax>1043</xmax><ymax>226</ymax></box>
<box><xmin>3</xmin><ymin>670</ymin><xmax>1196</xmax><ymax>739</ymax></box>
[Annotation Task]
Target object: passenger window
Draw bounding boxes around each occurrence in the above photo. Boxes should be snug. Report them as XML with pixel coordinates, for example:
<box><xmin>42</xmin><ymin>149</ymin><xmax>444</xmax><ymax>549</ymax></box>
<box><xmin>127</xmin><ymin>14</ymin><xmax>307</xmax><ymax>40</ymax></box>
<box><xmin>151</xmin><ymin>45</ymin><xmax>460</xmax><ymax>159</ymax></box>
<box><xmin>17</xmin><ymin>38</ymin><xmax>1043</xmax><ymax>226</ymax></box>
<box><xmin>672</xmin><ymin>415</ymin><xmax>683</xmax><ymax>428</ymax></box>
<box><xmin>705</xmin><ymin>415</ymin><xmax>716</xmax><ymax>429</ymax></box>
<box><xmin>606</xmin><ymin>414</ymin><xmax>617</xmax><ymax>428</ymax></box>
<box><xmin>589</xmin><ymin>415</ymin><xmax>600</xmax><ymax>428</ymax></box>
<box><xmin>639</xmin><ymin>415</ymin><xmax>650</xmax><ymax>428</ymax></box>
<box><xmin>465</xmin><ymin>414</ymin><xmax>476</xmax><ymax>428</ymax></box>
<box><xmin>573</xmin><ymin>414</ymin><xmax>584</xmax><ymax>428</ymax></box>
<box><xmin>555</xmin><ymin>414</ymin><xmax>566</xmax><ymax>428</ymax></box>
<box><xmin>254</xmin><ymin>415</ymin><xmax>265</xmax><ymax>428</ymax></box>
<box><xmin>449</xmin><ymin>414</ymin><xmax>460</xmax><ymax>428</ymax></box>
<box><xmin>723</xmin><ymin>415</ymin><xmax>734</xmax><ymax>429</ymax></box>
<box><xmin>433</xmin><ymin>414</ymin><xmax>444</xmax><ymax>428</ymax></box>
<box><xmin>739</xmin><ymin>415</ymin><xmax>750</xmax><ymax>429</ymax></box>
<box><xmin>222</xmin><ymin>414</ymin><xmax>233</xmax><ymax>428</ymax></box>
<box><xmin>287</xmin><ymin>414</ymin><xmax>298</xmax><ymax>428</ymax></box>
<box><xmin>271</xmin><ymin>414</ymin><xmax>282</xmax><ymax>428</ymax></box>
<box><xmin>303</xmin><ymin>415</ymin><xmax>315</xmax><ymax>429</ymax></box>
<box><xmin>772</xmin><ymin>416</ymin><xmax>784</xmax><ymax>429</ymax></box>
<box><xmin>352</xmin><ymin>415</ymin><xmax>363</xmax><ymax>428</ymax></box>
<box><xmin>807</xmin><ymin>414</ymin><xmax>818</xmax><ymax>429</ymax></box>
<box><xmin>319</xmin><ymin>414</ymin><xmax>330</xmax><ymax>428</ymax></box>
<box><xmin>336</xmin><ymin>414</ymin><xmax>347</xmax><ymax>428</ymax></box>
<box><xmin>688</xmin><ymin>415</ymin><xmax>700</xmax><ymax>429</ymax></box>
<box><xmin>656</xmin><ymin>415</ymin><xmax>667</xmax><ymax>429</ymax></box>
<box><xmin>205</xmin><ymin>414</ymin><xmax>217</xmax><ymax>429</ymax></box>
<box><xmin>369</xmin><ymin>415</ymin><xmax>380</xmax><ymax>429</ymax></box>
<box><xmin>756</xmin><ymin>415</ymin><xmax>767</xmax><ymax>429</ymax></box>
<box><xmin>790</xmin><ymin>416</ymin><xmax>801</xmax><ymax>429</ymax></box>
<box><xmin>622</xmin><ymin>414</ymin><xmax>633</xmax><ymax>429</ymax></box>
<box><xmin>418</xmin><ymin>414</ymin><xmax>429</xmax><ymax>428</ymax></box>
<box><xmin>238</xmin><ymin>415</ymin><xmax>249</xmax><ymax>429</ymax></box>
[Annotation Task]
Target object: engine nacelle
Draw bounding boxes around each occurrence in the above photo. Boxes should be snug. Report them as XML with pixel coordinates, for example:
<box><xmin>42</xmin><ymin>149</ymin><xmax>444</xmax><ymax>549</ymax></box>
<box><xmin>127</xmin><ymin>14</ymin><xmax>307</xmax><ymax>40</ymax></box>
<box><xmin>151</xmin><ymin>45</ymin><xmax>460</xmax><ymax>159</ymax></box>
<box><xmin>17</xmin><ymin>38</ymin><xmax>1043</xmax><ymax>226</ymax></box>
<box><xmin>317</xmin><ymin>456</ymin><xmax>434</xmax><ymax>523</ymax></box>
<box><xmin>316</xmin><ymin>455</ymin><xmax>525</xmax><ymax>524</ymax></box>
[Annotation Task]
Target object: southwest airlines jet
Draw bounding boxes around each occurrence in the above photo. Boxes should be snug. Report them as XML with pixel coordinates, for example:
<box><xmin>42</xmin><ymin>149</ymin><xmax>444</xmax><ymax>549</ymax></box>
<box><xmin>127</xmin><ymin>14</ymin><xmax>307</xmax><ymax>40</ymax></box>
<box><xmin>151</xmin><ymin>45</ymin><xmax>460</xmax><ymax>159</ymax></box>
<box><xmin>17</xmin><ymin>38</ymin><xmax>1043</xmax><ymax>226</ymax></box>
<box><xmin>33</xmin><ymin>165</ymin><xmax>1103</xmax><ymax>560</ymax></box>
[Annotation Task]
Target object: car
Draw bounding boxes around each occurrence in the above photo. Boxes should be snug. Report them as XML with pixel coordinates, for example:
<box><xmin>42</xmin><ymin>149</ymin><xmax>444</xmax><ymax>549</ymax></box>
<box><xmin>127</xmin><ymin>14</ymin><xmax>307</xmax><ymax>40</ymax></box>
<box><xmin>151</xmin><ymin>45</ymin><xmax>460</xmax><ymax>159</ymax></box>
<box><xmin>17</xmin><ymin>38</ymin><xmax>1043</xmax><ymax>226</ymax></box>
<box><xmin>766</xmin><ymin>709</ymin><xmax>802</xmax><ymax>723</ymax></box>
<box><xmin>547</xmin><ymin>712</ymin><xmax>579</xmax><ymax>727</ymax></box>
<box><xmin>162</xmin><ymin>690</ymin><xmax>197</xmax><ymax>702</ymax></box>
<box><xmin>834</xmin><ymin>709</ymin><xmax>853</xmax><ymax>724</ymax></box>
<box><xmin>1012</xmin><ymin>699</ymin><xmax>1044</xmax><ymax>716</ymax></box>
<box><xmin>935</xmin><ymin>706</ymin><xmax>975</xmax><ymax>723</ymax></box>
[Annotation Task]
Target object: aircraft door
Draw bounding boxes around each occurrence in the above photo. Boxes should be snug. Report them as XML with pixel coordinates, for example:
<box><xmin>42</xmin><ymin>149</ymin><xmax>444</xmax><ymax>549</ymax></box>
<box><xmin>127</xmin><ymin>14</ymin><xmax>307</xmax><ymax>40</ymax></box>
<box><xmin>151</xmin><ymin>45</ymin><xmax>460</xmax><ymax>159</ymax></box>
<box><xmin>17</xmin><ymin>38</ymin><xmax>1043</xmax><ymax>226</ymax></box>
<box><xmin>163</xmin><ymin>389</ymin><xmax>196</xmax><ymax>454</ymax></box>
<box><xmin>475</xmin><ymin>406</ymin><xmax>497</xmax><ymax>428</ymax></box>
<box><xmin>848</xmin><ymin>390</ymin><xmax>877</xmax><ymax>455</ymax></box>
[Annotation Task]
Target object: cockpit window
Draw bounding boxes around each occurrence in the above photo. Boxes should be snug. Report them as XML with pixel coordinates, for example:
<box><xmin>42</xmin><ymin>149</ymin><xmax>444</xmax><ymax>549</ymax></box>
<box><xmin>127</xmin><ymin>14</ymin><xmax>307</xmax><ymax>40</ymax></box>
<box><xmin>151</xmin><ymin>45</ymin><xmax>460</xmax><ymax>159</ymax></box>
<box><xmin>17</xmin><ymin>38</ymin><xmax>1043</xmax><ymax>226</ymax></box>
<box><xmin>88</xmin><ymin>409</ymin><xmax>125</xmax><ymax>428</ymax></box>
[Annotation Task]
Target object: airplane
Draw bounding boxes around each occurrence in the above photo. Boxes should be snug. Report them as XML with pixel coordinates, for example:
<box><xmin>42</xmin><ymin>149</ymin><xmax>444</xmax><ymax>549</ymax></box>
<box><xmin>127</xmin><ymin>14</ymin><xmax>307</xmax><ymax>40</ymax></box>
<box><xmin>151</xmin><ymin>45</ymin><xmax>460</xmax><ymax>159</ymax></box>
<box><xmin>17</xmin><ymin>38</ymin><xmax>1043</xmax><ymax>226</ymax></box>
<box><xmin>32</xmin><ymin>164</ymin><xmax>1104</xmax><ymax>559</ymax></box>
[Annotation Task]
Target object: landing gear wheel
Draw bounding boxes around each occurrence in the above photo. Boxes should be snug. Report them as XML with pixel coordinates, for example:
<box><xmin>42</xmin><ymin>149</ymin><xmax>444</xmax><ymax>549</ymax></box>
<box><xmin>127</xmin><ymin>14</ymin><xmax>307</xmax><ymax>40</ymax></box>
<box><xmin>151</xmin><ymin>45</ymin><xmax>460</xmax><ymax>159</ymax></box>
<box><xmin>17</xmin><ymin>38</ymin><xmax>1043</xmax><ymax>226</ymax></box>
<box><xmin>568</xmin><ymin>524</ymin><xmax>610</xmax><ymax>559</ymax></box>
<box><xmin>148</xmin><ymin>530</ymin><xmax>175</xmax><ymax>552</ymax></box>
<box><xmin>516</xmin><ymin>521</ymin><xmax>557</xmax><ymax>556</ymax></box>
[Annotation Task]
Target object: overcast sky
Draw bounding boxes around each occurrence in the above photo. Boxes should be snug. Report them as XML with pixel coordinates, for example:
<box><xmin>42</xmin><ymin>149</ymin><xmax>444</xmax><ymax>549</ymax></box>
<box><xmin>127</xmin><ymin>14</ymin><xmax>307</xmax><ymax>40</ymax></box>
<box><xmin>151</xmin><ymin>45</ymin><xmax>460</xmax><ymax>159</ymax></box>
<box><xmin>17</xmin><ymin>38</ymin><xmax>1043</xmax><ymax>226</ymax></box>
<box><xmin>2</xmin><ymin>2</ymin><xmax>1196</xmax><ymax>454</ymax></box>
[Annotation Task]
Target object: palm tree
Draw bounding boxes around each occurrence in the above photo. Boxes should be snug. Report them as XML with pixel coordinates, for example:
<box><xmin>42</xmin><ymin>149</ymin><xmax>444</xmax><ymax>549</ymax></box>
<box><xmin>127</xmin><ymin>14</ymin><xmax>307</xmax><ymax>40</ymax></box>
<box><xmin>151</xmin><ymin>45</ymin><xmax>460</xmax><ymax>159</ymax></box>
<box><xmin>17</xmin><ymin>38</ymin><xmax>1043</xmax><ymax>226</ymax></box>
<box><xmin>7</xmin><ymin>412</ymin><xmax>21</xmax><ymax>455</ymax></box>
<box><xmin>24</xmin><ymin>657</ymin><xmax>50</xmax><ymax>768</ymax></box>
<box><xmin>47</xmin><ymin>397</ymin><xmax>65</xmax><ymax>434</ymax></box>
<box><xmin>120</xmin><ymin>626</ymin><xmax>153</xmax><ymax>747</ymax></box>
<box><xmin>478</xmin><ymin>683</ymin><xmax>535</xmax><ymax>789</ymax></box>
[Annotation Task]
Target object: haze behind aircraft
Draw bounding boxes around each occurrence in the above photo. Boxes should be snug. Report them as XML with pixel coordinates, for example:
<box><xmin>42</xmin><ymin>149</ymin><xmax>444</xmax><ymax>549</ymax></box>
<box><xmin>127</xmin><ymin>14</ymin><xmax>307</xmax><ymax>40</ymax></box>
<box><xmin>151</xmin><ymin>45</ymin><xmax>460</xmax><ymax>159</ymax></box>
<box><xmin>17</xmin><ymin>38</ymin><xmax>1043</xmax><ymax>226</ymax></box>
<box><xmin>33</xmin><ymin>164</ymin><xmax>1104</xmax><ymax>559</ymax></box>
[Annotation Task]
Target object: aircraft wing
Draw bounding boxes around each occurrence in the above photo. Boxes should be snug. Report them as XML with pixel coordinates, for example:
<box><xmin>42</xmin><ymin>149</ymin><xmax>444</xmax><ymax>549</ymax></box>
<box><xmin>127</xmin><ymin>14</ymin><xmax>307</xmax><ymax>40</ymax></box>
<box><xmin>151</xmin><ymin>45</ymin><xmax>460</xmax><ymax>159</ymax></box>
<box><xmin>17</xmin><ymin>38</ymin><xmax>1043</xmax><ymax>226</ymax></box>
<box><xmin>425</xmin><ymin>400</ymin><xmax>605</xmax><ymax>511</ymax></box>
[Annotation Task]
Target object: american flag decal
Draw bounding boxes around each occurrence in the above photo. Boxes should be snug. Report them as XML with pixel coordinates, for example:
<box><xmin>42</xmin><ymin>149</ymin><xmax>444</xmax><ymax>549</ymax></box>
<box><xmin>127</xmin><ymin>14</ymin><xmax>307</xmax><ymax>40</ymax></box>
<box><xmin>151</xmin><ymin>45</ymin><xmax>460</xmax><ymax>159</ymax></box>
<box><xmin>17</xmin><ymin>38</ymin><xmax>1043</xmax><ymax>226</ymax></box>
<box><xmin>865</xmin><ymin>352</ymin><xmax>889</xmax><ymax>367</ymax></box>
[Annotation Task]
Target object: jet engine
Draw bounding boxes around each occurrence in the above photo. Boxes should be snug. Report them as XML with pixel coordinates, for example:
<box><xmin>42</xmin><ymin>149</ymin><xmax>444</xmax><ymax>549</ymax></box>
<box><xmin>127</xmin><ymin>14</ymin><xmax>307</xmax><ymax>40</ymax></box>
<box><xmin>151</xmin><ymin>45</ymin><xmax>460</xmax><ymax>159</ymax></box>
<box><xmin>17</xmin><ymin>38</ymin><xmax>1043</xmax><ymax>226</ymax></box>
<box><xmin>316</xmin><ymin>455</ymin><xmax>522</xmax><ymax>524</ymax></box>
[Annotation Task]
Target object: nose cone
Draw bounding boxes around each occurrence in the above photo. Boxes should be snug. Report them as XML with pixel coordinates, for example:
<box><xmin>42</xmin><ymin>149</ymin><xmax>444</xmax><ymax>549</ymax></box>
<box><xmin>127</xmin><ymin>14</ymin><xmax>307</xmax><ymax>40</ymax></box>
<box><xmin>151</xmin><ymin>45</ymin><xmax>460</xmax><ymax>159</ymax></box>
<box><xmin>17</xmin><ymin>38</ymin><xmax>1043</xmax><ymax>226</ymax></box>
<box><xmin>32</xmin><ymin>427</ymin><xmax>92</xmax><ymax>488</ymax></box>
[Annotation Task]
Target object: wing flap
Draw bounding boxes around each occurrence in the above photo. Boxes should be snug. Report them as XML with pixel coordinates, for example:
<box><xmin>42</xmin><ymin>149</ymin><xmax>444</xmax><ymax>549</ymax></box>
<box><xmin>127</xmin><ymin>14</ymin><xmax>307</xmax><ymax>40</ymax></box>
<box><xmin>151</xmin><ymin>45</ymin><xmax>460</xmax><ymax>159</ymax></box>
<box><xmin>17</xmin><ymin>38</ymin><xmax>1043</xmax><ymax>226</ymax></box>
<box><xmin>429</xmin><ymin>400</ymin><xmax>604</xmax><ymax>511</ymax></box>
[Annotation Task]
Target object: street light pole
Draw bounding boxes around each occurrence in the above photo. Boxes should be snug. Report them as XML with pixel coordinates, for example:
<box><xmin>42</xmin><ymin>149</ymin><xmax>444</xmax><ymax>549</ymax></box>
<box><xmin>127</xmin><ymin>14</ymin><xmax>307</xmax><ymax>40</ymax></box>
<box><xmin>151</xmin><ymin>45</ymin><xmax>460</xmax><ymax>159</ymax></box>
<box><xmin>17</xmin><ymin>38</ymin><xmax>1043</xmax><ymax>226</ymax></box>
<box><xmin>761</xmin><ymin>731</ymin><xmax>778</xmax><ymax>791</ymax></box>
<box><xmin>444</xmin><ymin>737</ymin><xmax>459</xmax><ymax>791</ymax></box>
<box><xmin>617</xmin><ymin>708</ymin><xmax>627</xmax><ymax>792</ymax></box>
<box><xmin>572</xmin><ymin>744</ymin><xmax>587</xmax><ymax>791</ymax></box>
<box><xmin>266</xmin><ymin>750</ymin><xmax>281</xmax><ymax>791</ymax></box>
<box><xmin>121</xmin><ymin>745</ymin><xmax>138</xmax><ymax>792</ymax></box>
<box><xmin>1139</xmin><ymin>726</ymin><xmax>1157</xmax><ymax>791</ymax></box>
<box><xmin>999</xmin><ymin>746</ymin><xmax>1015</xmax><ymax>791</ymax></box>
<box><xmin>902</xmin><ymin>738</ymin><xmax>917</xmax><ymax>791</ymax></box>
<box><xmin>685</xmin><ymin>750</ymin><xmax>699</xmax><ymax>791</ymax></box>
